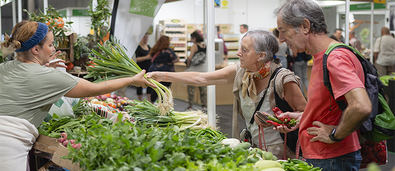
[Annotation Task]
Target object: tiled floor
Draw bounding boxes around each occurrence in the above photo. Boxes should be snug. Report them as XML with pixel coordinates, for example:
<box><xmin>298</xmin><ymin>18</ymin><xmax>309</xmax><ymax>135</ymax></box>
<box><xmin>123</xmin><ymin>87</ymin><xmax>395</xmax><ymax>170</ymax></box>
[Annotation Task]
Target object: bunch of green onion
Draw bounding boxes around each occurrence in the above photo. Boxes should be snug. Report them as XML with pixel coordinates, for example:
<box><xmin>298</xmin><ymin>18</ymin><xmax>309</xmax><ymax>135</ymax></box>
<box><xmin>125</xmin><ymin>100</ymin><xmax>208</xmax><ymax>129</ymax></box>
<box><xmin>85</xmin><ymin>41</ymin><xmax>173</xmax><ymax>115</ymax></box>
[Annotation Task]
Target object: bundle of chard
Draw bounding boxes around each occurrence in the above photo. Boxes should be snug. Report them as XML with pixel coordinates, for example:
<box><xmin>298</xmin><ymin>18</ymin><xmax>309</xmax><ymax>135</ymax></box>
<box><xmin>85</xmin><ymin>41</ymin><xmax>173</xmax><ymax>115</ymax></box>
<box><xmin>256</xmin><ymin>107</ymin><xmax>297</xmax><ymax>128</ymax></box>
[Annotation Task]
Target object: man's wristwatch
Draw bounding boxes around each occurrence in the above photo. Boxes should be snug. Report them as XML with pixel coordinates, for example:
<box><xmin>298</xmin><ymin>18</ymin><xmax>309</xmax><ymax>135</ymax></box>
<box><xmin>329</xmin><ymin>128</ymin><xmax>343</xmax><ymax>142</ymax></box>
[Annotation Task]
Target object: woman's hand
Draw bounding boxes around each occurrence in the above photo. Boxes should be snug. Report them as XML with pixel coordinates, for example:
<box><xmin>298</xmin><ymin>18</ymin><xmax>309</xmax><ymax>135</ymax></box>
<box><xmin>49</xmin><ymin>51</ymin><xmax>62</xmax><ymax>61</ymax></box>
<box><xmin>254</xmin><ymin>113</ymin><xmax>272</xmax><ymax>128</ymax></box>
<box><xmin>146</xmin><ymin>72</ymin><xmax>165</xmax><ymax>82</ymax></box>
<box><xmin>273</xmin><ymin>112</ymin><xmax>302</xmax><ymax>133</ymax></box>
<box><xmin>45</xmin><ymin>59</ymin><xmax>66</xmax><ymax>68</ymax></box>
<box><xmin>130</xmin><ymin>70</ymin><xmax>156</xmax><ymax>88</ymax></box>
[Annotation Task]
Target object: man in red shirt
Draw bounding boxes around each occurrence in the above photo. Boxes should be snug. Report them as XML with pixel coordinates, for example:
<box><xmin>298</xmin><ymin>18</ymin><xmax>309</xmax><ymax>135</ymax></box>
<box><xmin>275</xmin><ymin>0</ymin><xmax>372</xmax><ymax>170</ymax></box>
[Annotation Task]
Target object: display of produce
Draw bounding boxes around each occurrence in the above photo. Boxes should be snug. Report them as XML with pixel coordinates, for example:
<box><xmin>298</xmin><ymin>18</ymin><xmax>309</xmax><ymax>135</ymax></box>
<box><xmin>279</xmin><ymin>159</ymin><xmax>322</xmax><ymax>171</ymax></box>
<box><xmin>84</xmin><ymin>41</ymin><xmax>173</xmax><ymax>115</ymax></box>
<box><xmin>36</xmin><ymin>96</ymin><xmax>321</xmax><ymax>171</ymax></box>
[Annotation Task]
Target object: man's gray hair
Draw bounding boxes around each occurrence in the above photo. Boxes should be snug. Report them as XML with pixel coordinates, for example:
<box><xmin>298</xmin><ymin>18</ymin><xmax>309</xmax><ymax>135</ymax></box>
<box><xmin>243</xmin><ymin>30</ymin><xmax>278</xmax><ymax>62</ymax></box>
<box><xmin>276</xmin><ymin>0</ymin><xmax>327</xmax><ymax>34</ymax></box>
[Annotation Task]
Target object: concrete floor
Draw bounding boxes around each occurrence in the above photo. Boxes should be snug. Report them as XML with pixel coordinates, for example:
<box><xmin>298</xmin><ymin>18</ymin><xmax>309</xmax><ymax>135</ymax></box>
<box><xmin>122</xmin><ymin>87</ymin><xmax>395</xmax><ymax>171</ymax></box>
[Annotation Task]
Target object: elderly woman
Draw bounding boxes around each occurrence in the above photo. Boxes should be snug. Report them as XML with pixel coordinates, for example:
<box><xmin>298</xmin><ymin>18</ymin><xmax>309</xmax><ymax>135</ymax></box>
<box><xmin>0</xmin><ymin>21</ymin><xmax>152</xmax><ymax>170</ymax></box>
<box><xmin>148</xmin><ymin>30</ymin><xmax>306</xmax><ymax>158</ymax></box>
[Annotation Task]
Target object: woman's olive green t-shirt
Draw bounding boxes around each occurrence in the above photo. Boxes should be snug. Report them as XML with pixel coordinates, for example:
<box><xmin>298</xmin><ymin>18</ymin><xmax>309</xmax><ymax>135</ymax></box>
<box><xmin>0</xmin><ymin>60</ymin><xmax>79</xmax><ymax>127</ymax></box>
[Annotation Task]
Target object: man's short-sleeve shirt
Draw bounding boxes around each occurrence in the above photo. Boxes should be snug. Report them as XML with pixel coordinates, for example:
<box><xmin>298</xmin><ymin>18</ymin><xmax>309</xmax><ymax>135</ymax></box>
<box><xmin>299</xmin><ymin>48</ymin><xmax>365</xmax><ymax>159</ymax></box>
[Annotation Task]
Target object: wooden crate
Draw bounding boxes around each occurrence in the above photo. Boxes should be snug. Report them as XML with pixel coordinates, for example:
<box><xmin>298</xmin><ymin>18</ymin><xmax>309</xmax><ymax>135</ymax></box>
<box><xmin>33</xmin><ymin>135</ymin><xmax>82</xmax><ymax>171</ymax></box>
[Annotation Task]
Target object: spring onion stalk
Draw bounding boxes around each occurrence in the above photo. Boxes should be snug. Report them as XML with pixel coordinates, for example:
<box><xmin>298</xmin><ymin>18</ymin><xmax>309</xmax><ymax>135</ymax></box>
<box><xmin>85</xmin><ymin>41</ymin><xmax>173</xmax><ymax>115</ymax></box>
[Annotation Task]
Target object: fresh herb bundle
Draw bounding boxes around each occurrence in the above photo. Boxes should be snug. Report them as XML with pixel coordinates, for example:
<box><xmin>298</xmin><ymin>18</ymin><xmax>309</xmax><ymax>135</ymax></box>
<box><xmin>84</xmin><ymin>41</ymin><xmax>173</xmax><ymax>115</ymax></box>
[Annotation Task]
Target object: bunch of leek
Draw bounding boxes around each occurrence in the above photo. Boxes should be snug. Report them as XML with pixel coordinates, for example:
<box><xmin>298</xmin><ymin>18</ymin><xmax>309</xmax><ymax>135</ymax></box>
<box><xmin>85</xmin><ymin>41</ymin><xmax>173</xmax><ymax>115</ymax></box>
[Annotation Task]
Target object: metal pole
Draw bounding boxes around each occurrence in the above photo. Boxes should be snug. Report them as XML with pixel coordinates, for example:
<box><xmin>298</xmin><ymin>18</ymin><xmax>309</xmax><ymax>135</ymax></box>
<box><xmin>345</xmin><ymin>0</ymin><xmax>350</xmax><ymax>45</ymax></box>
<box><xmin>17</xmin><ymin>0</ymin><xmax>21</xmax><ymax>22</ymax></box>
<box><xmin>336</xmin><ymin>7</ymin><xmax>339</xmax><ymax>29</ymax></box>
<box><xmin>12</xmin><ymin>0</ymin><xmax>16</xmax><ymax>26</ymax></box>
<box><xmin>370</xmin><ymin>1</ymin><xmax>374</xmax><ymax>63</ymax></box>
<box><xmin>43</xmin><ymin>0</ymin><xmax>48</xmax><ymax>14</ymax></box>
<box><xmin>0</xmin><ymin>7</ymin><xmax>2</xmax><ymax>37</ymax></box>
<box><xmin>205</xmin><ymin>0</ymin><xmax>216</xmax><ymax>129</ymax></box>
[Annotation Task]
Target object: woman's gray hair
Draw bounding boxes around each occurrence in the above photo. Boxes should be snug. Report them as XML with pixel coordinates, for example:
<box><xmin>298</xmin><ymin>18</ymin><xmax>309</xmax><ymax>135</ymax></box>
<box><xmin>243</xmin><ymin>30</ymin><xmax>278</xmax><ymax>62</ymax></box>
<box><xmin>276</xmin><ymin>0</ymin><xmax>327</xmax><ymax>34</ymax></box>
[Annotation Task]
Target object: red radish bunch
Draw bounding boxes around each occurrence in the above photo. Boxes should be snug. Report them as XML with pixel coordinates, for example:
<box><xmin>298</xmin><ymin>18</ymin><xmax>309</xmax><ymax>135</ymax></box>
<box><xmin>57</xmin><ymin>132</ymin><xmax>82</xmax><ymax>149</ymax></box>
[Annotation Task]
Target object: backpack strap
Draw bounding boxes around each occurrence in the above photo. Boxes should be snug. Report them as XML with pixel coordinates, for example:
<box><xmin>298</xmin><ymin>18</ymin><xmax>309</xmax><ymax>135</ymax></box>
<box><xmin>249</xmin><ymin>67</ymin><xmax>282</xmax><ymax>125</ymax></box>
<box><xmin>323</xmin><ymin>43</ymin><xmax>368</xmax><ymax>111</ymax></box>
<box><xmin>272</xmin><ymin>68</ymin><xmax>294</xmax><ymax>112</ymax></box>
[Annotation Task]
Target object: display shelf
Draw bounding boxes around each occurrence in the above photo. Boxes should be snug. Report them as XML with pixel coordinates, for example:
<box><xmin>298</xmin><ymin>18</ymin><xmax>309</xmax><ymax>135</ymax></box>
<box><xmin>222</xmin><ymin>33</ymin><xmax>240</xmax><ymax>59</ymax></box>
<box><xmin>158</xmin><ymin>19</ymin><xmax>188</xmax><ymax>60</ymax></box>
<box><xmin>56</xmin><ymin>33</ymin><xmax>76</xmax><ymax>62</ymax></box>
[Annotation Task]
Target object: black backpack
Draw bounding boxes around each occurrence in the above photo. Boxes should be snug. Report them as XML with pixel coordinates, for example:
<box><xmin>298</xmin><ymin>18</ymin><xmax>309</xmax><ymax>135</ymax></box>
<box><xmin>323</xmin><ymin>43</ymin><xmax>395</xmax><ymax>142</ymax></box>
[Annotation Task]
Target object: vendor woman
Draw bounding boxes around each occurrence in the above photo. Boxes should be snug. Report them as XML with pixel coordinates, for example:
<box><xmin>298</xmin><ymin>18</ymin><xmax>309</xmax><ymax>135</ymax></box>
<box><xmin>0</xmin><ymin>21</ymin><xmax>152</xmax><ymax>171</ymax></box>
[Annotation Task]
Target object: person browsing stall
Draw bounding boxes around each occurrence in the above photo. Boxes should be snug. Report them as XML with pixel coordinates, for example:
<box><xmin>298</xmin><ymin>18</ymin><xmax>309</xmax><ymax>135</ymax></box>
<box><xmin>276</xmin><ymin>0</ymin><xmax>371</xmax><ymax>170</ymax></box>
<box><xmin>185</xmin><ymin>30</ymin><xmax>207</xmax><ymax>111</ymax></box>
<box><xmin>135</xmin><ymin>33</ymin><xmax>152</xmax><ymax>101</ymax></box>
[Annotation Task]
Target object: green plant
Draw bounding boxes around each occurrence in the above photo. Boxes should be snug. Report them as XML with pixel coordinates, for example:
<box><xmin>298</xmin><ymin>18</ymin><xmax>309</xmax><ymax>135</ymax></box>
<box><xmin>74</xmin><ymin>36</ymin><xmax>91</xmax><ymax>60</ymax></box>
<box><xmin>89</xmin><ymin>0</ymin><xmax>112</xmax><ymax>44</ymax></box>
<box><xmin>24</xmin><ymin>6</ymin><xmax>73</xmax><ymax>48</ymax></box>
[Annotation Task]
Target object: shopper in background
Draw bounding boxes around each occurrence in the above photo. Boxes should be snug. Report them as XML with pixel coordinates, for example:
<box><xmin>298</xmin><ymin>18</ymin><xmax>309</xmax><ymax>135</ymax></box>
<box><xmin>329</xmin><ymin>28</ymin><xmax>344</xmax><ymax>43</ymax></box>
<box><xmin>239</xmin><ymin>24</ymin><xmax>249</xmax><ymax>47</ymax></box>
<box><xmin>135</xmin><ymin>33</ymin><xmax>152</xmax><ymax>101</ymax></box>
<box><xmin>217</xmin><ymin>26</ymin><xmax>228</xmax><ymax>61</ymax></box>
<box><xmin>292</xmin><ymin>52</ymin><xmax>311</xmax><ymax>96</ymax></box>
<box><xmin>272</xmin><ymin>28</ymin><xmax>289</xmax><ymax>68</ymax></box>
<box><xmin>373</xmin><ymin>27</ymin><xmax>395</xmax><ymax>76</ymax></box>
<box><xmin>147</xmin><ymin>35</ymin><xmax>179</xmax><ymax>103</ymax></box>
<box><xmin>0</xmin><ymin>21</ymin><xmax>153</xmax><ymax>171</ymax></box>
<box><xmin>185</xmin><ymin>30</ymin><xmax>207</xmax><ymax>111</ymax></box>
<box><xmin>148</xmin><ymin>30</ymin><xmax>306</xmax><ymax>158</ymax></box>
<box><xmin>349</xmin><ymin>31</ymin><xmax>362</xmax><ymax>53</ymax></box>
<box><xmin>276</xmin><ymin>0</ymin><xmax>371</xmax><ymax>170</ymax></box>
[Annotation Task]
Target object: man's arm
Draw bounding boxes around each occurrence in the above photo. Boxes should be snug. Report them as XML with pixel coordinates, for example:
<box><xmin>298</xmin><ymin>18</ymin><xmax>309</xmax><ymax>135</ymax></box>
<box><xmin>307</xmin><ymin>88</ymin><xmax>371</xmax><ymax>143</ymax></box>
<box><xmin>332</xmin><ymin>88</ymin><xmax>371</xmax><ymax>140</ymax></box>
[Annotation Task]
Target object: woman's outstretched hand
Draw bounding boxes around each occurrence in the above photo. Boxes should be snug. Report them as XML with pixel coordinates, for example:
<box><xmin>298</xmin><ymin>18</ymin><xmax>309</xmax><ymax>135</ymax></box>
<box><xmin>146</xmin><ymin>72</ymin><xmax>165</xmax><ymax>82</ymax></box>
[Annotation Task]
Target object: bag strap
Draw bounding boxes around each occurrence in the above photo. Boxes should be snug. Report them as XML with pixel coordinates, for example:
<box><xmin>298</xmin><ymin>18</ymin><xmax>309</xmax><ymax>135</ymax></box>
<box><xmin>323</xmin><ymin>43</ymin><xmax>367</xmax><ymax>111</ymax></box>
<box><xmin>249</xmin><ymin>67</ymin><xmax>282</xmax><ymax>124</ymax></box>
<box><xmin>273</xmin><ymin>68</ymin><xmax>294</xmax><ymax>112</ymax></box>
<box><xmin>151</xmin><ymin>51</ymin><xmax>161</xmax><ymax>63</ymax></box>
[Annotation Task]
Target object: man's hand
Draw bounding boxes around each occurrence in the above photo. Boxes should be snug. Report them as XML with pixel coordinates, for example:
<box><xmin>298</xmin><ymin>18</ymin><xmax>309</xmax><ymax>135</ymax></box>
<box><xmin>273</xmin><ymin>112</ymin><xmax>302</xmax><ymax>133</ymax></box>
<box><xmin>307</xmin><ymin>121</ymin><xmax>336</xmax><ymax>144</ymax></box>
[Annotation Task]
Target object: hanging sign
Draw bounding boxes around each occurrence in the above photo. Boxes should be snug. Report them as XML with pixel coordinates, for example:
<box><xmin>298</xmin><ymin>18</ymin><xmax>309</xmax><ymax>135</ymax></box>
<box><xmin>350</xmin><ymin>3</ymin><xmax>386</xmax><ymax>11</ymax></box>
<box><xmin>215</xmin><ymin>0</ymin><xmax>220</xmax><ymax>8</ymax></box>
<box><xmin>112</xmin><ymin>0</ymin><xmax>165</xmax><ymax>59</ymax></box>
<box><xmin>373</xmin><ymin>0</ymin><xmax>386</xmax><ymax>4</ymax></box>
<box><xmin>129</xmin><ymin>0</ymin><xmax>159</xmax><ymax>17</ymax></box>
<box><xmin>221</xmin><ymin>0</ymin><xmax>229</xmax><ymax>9</ymax></box>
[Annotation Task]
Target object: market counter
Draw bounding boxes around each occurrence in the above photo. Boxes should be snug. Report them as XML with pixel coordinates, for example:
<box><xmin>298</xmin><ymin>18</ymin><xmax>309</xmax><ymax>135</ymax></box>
<box><xmin>170</xmin><ymin>62</ymin><xmax>234</xmax><ymax>105</ymax></box>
